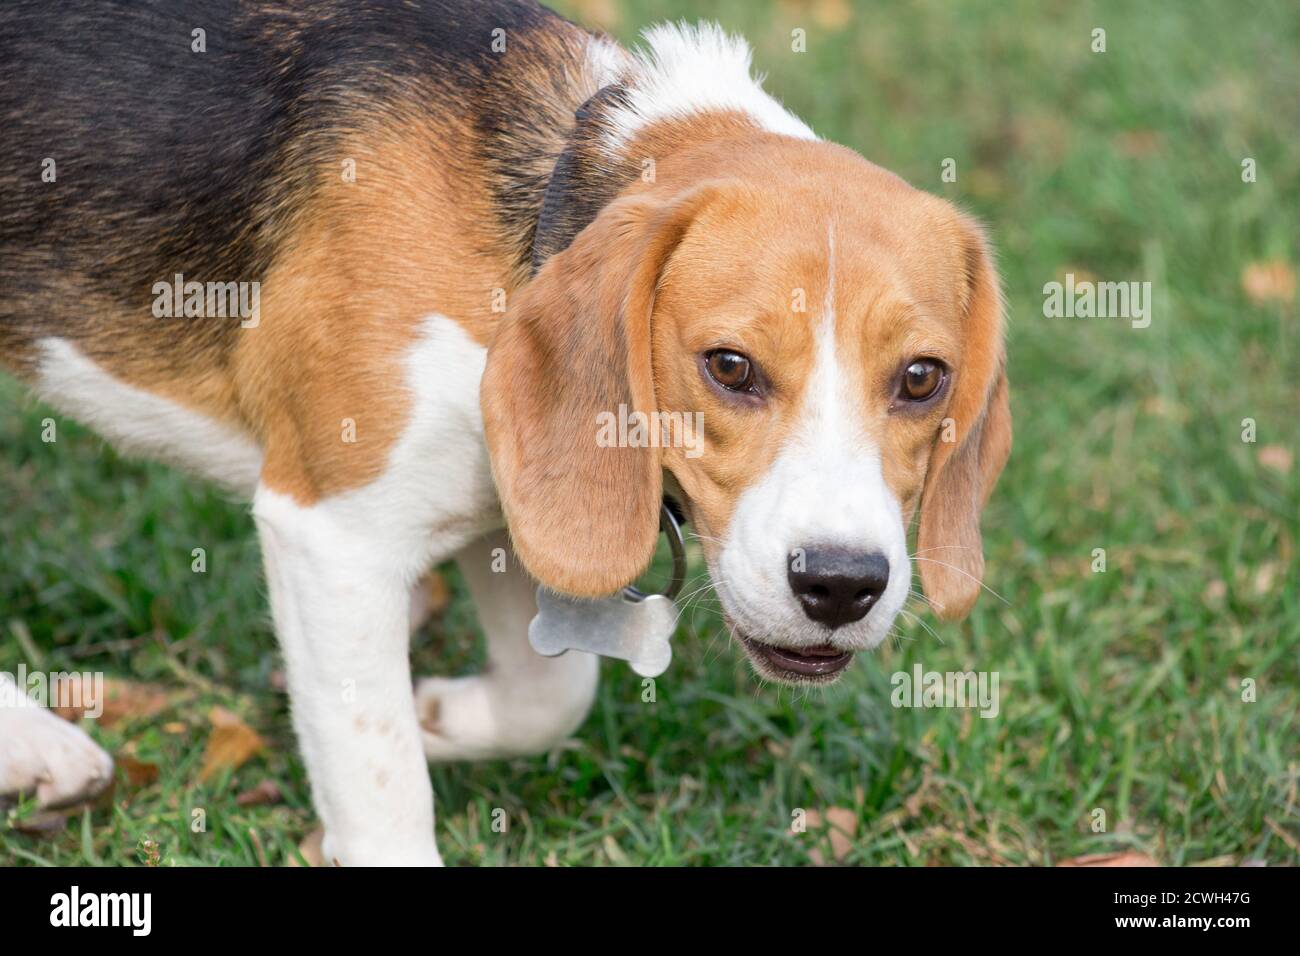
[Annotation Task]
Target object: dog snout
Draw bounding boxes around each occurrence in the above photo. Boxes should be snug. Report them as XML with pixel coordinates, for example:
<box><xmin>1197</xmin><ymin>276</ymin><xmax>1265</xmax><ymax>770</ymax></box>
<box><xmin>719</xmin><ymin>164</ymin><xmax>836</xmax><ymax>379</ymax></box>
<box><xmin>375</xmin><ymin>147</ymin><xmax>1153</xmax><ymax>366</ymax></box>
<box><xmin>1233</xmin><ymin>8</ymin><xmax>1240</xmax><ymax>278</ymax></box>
<box><xmin>787</xmin><ymin>546</ymin><xmax>890</xmax><ymax>628</ymax></box>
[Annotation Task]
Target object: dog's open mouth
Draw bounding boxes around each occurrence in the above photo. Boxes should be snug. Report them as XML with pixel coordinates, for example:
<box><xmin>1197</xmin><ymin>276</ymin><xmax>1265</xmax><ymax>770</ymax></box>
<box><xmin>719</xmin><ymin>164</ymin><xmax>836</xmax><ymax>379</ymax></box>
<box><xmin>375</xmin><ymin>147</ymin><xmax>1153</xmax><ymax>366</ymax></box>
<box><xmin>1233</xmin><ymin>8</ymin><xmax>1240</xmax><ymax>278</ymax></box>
<box><xmin>739</xmin><ymin>635</ymin><xmax>854</xmax><ymax>682</ymax></box>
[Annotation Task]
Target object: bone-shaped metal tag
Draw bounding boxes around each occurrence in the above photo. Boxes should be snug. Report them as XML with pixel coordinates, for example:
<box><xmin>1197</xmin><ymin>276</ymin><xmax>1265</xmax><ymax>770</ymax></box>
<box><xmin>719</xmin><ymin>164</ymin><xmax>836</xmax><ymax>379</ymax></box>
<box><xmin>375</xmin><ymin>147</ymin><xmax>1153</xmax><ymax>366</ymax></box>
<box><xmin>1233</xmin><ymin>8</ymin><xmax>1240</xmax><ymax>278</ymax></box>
<box><xmin>529</xmin><ymin>588</ymin><xmax>676</xmax><ymax>678</ymax></box>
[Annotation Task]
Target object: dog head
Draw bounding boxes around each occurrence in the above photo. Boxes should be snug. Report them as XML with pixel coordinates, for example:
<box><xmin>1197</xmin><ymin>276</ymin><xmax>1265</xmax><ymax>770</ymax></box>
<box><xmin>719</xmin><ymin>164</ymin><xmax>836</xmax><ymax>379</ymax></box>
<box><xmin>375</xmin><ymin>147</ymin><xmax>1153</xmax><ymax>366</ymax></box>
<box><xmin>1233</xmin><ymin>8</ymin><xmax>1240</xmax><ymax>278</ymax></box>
<box><xmin>482</xmin><ymin>134</ymin><xmax>1010</xmax><ymax>685</ymax></box>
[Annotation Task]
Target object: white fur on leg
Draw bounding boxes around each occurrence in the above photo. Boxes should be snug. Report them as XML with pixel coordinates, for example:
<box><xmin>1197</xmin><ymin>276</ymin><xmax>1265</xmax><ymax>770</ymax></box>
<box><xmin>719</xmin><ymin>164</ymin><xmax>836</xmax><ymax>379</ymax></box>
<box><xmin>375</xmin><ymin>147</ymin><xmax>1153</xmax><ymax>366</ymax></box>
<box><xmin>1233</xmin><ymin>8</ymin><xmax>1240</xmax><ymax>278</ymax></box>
<box><xmin>254</xmin><ymin>488</ymin><xmax>443</xmax><ymax>866</ymax></box>
<box><xmin>417</xmin><ymin>531</ymin><xmax>600</xmax><ymax>762</ymax></box>
<box><xmin>248</xmin><ymin>314</ymin><xmax>503</xmax><ymax>865</ymax></box>
<box><xmin>0</xmin><ymin>673</ymin><xmax>114</xmax><ymax>808</ymax></box>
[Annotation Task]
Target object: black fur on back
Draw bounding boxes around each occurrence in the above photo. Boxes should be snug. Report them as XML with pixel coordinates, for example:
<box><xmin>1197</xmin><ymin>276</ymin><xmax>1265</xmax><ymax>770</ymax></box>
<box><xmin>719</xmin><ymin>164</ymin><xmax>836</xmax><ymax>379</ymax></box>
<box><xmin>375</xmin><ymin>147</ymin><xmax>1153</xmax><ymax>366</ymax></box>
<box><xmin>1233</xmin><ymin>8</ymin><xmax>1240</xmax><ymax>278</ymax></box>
<box><xmin>0</xmin><ymin>0</ymin><xmax>607</xmax><ymax>365</ymax></box>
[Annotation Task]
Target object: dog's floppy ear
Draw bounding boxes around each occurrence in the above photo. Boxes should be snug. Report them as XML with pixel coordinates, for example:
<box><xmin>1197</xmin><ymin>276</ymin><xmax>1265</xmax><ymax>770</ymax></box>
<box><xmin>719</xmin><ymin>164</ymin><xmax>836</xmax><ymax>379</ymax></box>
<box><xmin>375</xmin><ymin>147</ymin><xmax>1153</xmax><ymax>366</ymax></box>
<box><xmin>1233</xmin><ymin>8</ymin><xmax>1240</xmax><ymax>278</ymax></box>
<box><xmin>481</xmin><ymin>187</ymin><xmax>712</xmax><ymax>597</ymax></box>
<box><xmin>916</xmin><ymin>220</ymin><xmax>1012</xmax><ymax>620</ymax></box>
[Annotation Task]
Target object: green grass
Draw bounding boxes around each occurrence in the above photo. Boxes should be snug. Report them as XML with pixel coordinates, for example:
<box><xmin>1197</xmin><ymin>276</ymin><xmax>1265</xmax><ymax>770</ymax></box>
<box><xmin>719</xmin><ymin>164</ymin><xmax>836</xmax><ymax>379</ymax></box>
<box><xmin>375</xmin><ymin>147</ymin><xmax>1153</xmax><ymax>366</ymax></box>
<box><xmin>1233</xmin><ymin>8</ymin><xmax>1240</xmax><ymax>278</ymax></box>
<box><xmin>2</xmin><ymin>0</ymin><xmax>1298</xmax><ymax>866</ymax></box>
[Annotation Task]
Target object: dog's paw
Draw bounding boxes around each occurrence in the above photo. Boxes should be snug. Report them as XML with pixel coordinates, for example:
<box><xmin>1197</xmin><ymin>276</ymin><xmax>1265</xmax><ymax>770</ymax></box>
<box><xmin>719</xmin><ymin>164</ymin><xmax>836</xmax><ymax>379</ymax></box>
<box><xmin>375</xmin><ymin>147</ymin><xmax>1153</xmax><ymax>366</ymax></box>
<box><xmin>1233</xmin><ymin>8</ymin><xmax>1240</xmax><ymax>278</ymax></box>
<box><xmin>414</xmin><ymin>660</ymin><xmax>597</xmax><ymax>763</ymax></box>
<box><xmin>415</xmin><ymin>675</ymin><xmax>501</xmax><ymax>763</ymax></box>
<box><xmin>0</xmin><ymin>705</ymin><xmax>114</xmax><ymax>808</ymax></box>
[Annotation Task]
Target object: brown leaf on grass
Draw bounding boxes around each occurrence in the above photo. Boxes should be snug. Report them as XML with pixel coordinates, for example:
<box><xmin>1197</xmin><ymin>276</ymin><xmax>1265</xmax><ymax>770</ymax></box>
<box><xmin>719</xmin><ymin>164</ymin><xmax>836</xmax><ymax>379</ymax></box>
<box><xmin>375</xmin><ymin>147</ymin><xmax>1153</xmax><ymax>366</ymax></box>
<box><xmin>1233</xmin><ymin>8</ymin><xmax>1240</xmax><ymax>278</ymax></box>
<box><xmin>779</xmin><ymin>0</ymin><xmax>853</xmax><ymax>30</ymax></box>
<box><xmin>1202</xmin><ymin>579</ymin><xmax>1228</xmax><ymax>607</ymax></box>
<box><xmin>235</xmin><ymin>780</ymin><xmax>283</xmax><ymax>808</ymax></box>
<box><xmin>1057</xmin><ymin>851</ymin><xmax>1159</xmax><ymax>867</ymax></box>
<box><xmin>1241</xmin><ymin>260</ymin><xmax>1296</xmax><ymax>305</ymax></box>
<box><xmin>811</xmin><ymin>0</ymin><xmax>853</xmax><ymax>30</ymax></box>
<box><xmin>765</xmin><ymin>738</ymin><xmax>790</xmax><ymax>759</ymax></box>
<box><xmin>1141</xmin><ymin>396</ymin><xmax>1188</xmax><ymax>422</ymax></box>
<box><xmin>1257</xmin><ymin>444</ymin><xmax>1293</xmax><ymax>474</ymax></box>
<box><xmin>7</xmin><ymin>808</ymin><xmax>74</xmax><ymax>836</ymax></box>
<box><xmin>198</xmin><ymin>707</ymin><xmax>265</xmax><ymax>783</ymax></box>
<box><xmin>1253</xmin><ymin>562</ymin><xmax>1280</xmax><ymax>595</ymax></box>
<box><xmin>117</xmin><ymin>755</ymin><xmax>160</xmax><ymax>789</ymax></box>
<box><xmin>52</xmin><ymin>677</ymin><xmax>171</xmax><ymax>728</ymax></box>
<box><xmin>824</xmin><ymin>806</ymin><xmax>858</xmax><ymax>862</ymax></box>
<box><xmin>795</xmin><ymin>808</ymin><xmax>823</xmax><ymax>834</ymax></box>
<box><xmin>800</xmin><ymin>807</ymin><xmax>858</xmax><ymax>865</ymax></box>
<box><xmin>6</xmin><ymin>780</ymin><xmax>117</xmax><ymax>836</ymax></box>
<box><xmin>1114</xmin><ymin>129</ymin><xmax>1163</xmax><ymax>158</ymax></box>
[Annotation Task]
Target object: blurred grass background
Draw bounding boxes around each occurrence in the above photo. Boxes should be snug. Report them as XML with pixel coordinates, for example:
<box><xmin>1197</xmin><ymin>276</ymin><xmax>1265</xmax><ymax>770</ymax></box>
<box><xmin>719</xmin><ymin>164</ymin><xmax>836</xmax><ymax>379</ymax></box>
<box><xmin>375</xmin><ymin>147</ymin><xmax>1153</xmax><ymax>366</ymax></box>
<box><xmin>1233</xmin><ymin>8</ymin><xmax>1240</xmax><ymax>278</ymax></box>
<box><xmin>1</xmin><ymin>0</ymin><xmax>1297</xmax><ymax>865</ymax></box>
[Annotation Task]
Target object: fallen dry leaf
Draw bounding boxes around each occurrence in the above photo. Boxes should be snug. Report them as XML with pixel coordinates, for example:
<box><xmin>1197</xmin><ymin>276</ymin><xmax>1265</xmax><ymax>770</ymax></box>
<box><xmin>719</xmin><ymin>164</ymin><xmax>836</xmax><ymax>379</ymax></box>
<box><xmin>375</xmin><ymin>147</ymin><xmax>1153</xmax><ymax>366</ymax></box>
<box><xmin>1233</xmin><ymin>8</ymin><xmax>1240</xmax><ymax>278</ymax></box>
<box><xmin>5</xmin><ymin>780</ymin><xmax>116</xmax><ymax>836</ymax></box>
<box><xmin>1257</xmin><ymin>444</ymin><xmax>1293</xmax><ymax>474</ymax></box>
<box><xmin>1241</xmin><ymin>260</ymin><xmax>1296</xmax><ymax>305</ymax></box>
<box><xmin>1114</xmin><ymin>129</ymin><xmax>1162</xmax><ymax>158</ymax></box>
<box><xmin>824</xmin><ymin>806</ymin><xmax>858</xmax><ymax>862</ymax></box>
<box><xmin>811</xmin><ymin>0</ymin><xmax>853</xmax><ymax>30</ymax></box>
<box><xmin>1202</xmin><ymin>579</ymin><xmax>1228</xmax><ymax>606</ymax></box>
<box><xmin>52</xmin><ymin>677</ymin><xmax>172</xmax><ymax>728</ymax></box>
<box><xmin>1057</xmin><ymin>851</ymin><xmax>1159</xmax><ymax>867</ymax></box>
<box><xmin>1253</xmin><ymin>562</ymin><xmax>1280</xmax><ymax>595</ymax></box>
<box><xmin>801</xmin><ymin>807</ymin><xmax>858</xmax><ymax>865</ymax></box>
<box><xmin>1141</xmin><ymin>395</ymin><xmax>1188</xmax><ymax>422</ymax></box>
<box><xmin>779</xmin><ymin>0</ymin><xmax>842</xmax><ymax>27</ymax></box>
<box><xmin>6</xmin><ymin>808</ymin><xmax>74</xmax><ymax>836</ymax></box>
<box><xmin>117</xmin><ymin>755</ymin><xmax>160</xmax><ymax>789</ymax></box>
<box><xmin>235</xmin><ymin>780</ymin><xmax>283</xmax><ymax>808</ymax></box>
<box><xmin>198</xmin><ymin>706</ymin><xmax>265</xmax><ymax>783</ymax></box>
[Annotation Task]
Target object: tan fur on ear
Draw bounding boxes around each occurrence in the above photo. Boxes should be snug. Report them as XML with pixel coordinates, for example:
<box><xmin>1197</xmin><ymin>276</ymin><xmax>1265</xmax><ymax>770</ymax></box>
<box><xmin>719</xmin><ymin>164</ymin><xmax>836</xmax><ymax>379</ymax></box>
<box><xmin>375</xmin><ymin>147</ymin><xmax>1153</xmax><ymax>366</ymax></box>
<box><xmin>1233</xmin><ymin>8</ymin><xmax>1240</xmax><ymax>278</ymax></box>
<box><xmin>917</xmin><ymin>222</ymin><xmax>1012</xmax><ymax>619</ymax></box>
<box><xmin>481</xmin><ymin>187</ymin><xmax>715</xmax><ymax>597</ymax></box>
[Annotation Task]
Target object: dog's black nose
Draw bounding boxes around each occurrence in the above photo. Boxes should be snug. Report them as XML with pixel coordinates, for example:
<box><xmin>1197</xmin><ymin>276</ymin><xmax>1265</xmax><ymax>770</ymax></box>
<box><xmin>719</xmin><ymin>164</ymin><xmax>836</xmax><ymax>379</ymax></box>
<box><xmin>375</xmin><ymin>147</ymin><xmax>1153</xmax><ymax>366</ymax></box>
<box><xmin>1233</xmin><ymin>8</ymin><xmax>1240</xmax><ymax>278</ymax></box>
<box><xmin>787</xmin><ymin>547</ymin><xmax>890</xmax><ymax>628</ymax></box>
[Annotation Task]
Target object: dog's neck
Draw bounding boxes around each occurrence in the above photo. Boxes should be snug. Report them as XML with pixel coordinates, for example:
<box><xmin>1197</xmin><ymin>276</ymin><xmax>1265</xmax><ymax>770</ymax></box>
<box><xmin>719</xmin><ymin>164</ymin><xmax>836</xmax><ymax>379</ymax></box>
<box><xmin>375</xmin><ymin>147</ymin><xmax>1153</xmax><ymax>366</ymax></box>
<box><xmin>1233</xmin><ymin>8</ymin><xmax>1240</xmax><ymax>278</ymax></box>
<box><xmin>486</xmin><ymin>24</ymin><xmax>816</xmax><ymax>282</ymax></box>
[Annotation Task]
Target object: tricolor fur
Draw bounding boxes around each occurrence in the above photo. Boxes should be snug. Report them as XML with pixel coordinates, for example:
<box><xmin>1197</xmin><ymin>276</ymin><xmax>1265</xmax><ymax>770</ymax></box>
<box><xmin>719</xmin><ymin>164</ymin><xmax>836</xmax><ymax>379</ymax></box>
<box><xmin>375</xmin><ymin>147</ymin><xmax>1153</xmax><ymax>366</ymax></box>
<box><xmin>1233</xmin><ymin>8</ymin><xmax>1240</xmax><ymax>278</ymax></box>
<box><xmin>0</xmin><ymin>0</ymin><xmax>1010</xmax><ymax>865</ymax></box>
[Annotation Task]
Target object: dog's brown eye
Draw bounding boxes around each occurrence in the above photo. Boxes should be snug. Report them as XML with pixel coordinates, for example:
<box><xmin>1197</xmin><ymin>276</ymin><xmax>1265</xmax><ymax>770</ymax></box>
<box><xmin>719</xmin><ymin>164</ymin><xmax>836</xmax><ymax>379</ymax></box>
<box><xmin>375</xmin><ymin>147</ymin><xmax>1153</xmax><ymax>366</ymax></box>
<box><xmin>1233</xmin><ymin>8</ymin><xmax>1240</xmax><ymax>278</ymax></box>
<box><xmin>901</xmin><ymin>359</ymin><xmax>944</xmax><ymax>401</ymax></box>
<box><xmin>705</xmin><ymin>349</ymin><xmax>754</xmax><ymax>392</ymax></box>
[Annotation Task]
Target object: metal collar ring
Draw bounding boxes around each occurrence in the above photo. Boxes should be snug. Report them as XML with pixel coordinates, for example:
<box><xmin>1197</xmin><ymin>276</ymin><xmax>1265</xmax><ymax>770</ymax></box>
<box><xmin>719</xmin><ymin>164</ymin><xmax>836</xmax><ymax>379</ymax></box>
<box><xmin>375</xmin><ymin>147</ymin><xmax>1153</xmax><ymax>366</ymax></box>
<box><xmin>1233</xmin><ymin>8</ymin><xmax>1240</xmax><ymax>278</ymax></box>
<box><xmin>622</xmin><ymin>502</ymin><xmax>687</xmax><ymax>602</ymax></box>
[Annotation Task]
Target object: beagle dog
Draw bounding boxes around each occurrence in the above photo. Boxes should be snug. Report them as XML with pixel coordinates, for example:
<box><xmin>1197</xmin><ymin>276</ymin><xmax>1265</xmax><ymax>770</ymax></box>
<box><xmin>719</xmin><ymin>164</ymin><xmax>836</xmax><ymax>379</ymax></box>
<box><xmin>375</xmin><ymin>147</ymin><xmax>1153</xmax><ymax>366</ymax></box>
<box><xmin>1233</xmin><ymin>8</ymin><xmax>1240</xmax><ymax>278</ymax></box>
<box><xmin>0</xmin><ymin>0</ymin><xmax>1010</xmax><ymax>865</ymax></box>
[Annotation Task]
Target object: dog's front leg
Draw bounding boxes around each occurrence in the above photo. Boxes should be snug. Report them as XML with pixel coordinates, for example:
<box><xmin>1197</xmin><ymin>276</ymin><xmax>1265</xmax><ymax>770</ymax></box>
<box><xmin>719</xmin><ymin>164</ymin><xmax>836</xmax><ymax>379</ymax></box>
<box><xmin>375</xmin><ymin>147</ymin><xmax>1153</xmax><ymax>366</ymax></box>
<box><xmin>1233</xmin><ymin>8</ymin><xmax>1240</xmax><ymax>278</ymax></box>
<box><xmin>416</xmin><ymin>530</ymin><xmax>600</xmax><ymax>762</ymax></box>
<box><xmin>253</xmin><ymin>486</ymin><xmax>441</xmax><ymax>866</ymax></box>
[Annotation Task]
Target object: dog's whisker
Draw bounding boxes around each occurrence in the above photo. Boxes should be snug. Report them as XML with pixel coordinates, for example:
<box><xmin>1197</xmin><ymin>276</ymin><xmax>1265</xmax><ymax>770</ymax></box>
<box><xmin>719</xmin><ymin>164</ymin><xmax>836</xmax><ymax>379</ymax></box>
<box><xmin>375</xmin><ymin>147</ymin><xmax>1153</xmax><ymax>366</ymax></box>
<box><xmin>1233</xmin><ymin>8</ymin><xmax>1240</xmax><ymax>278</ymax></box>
<box><xmin>906</xmin><ymin>588</ymin><xmax>944</xmax><ymax>615</ymax></box>
<box><xmin>897</xmin><ymin>606</ymin><xmax>944</xmax><ymax>646</ymax></box>
<box><xmin>910</xmin><ymin>556</ymin><xmax>1011</xmax><ymax>605</ymax></box>
<box><xmin>684</xmin><ymin>531</ymin><xmax>725</xmax><ymax>546</ymax></box>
